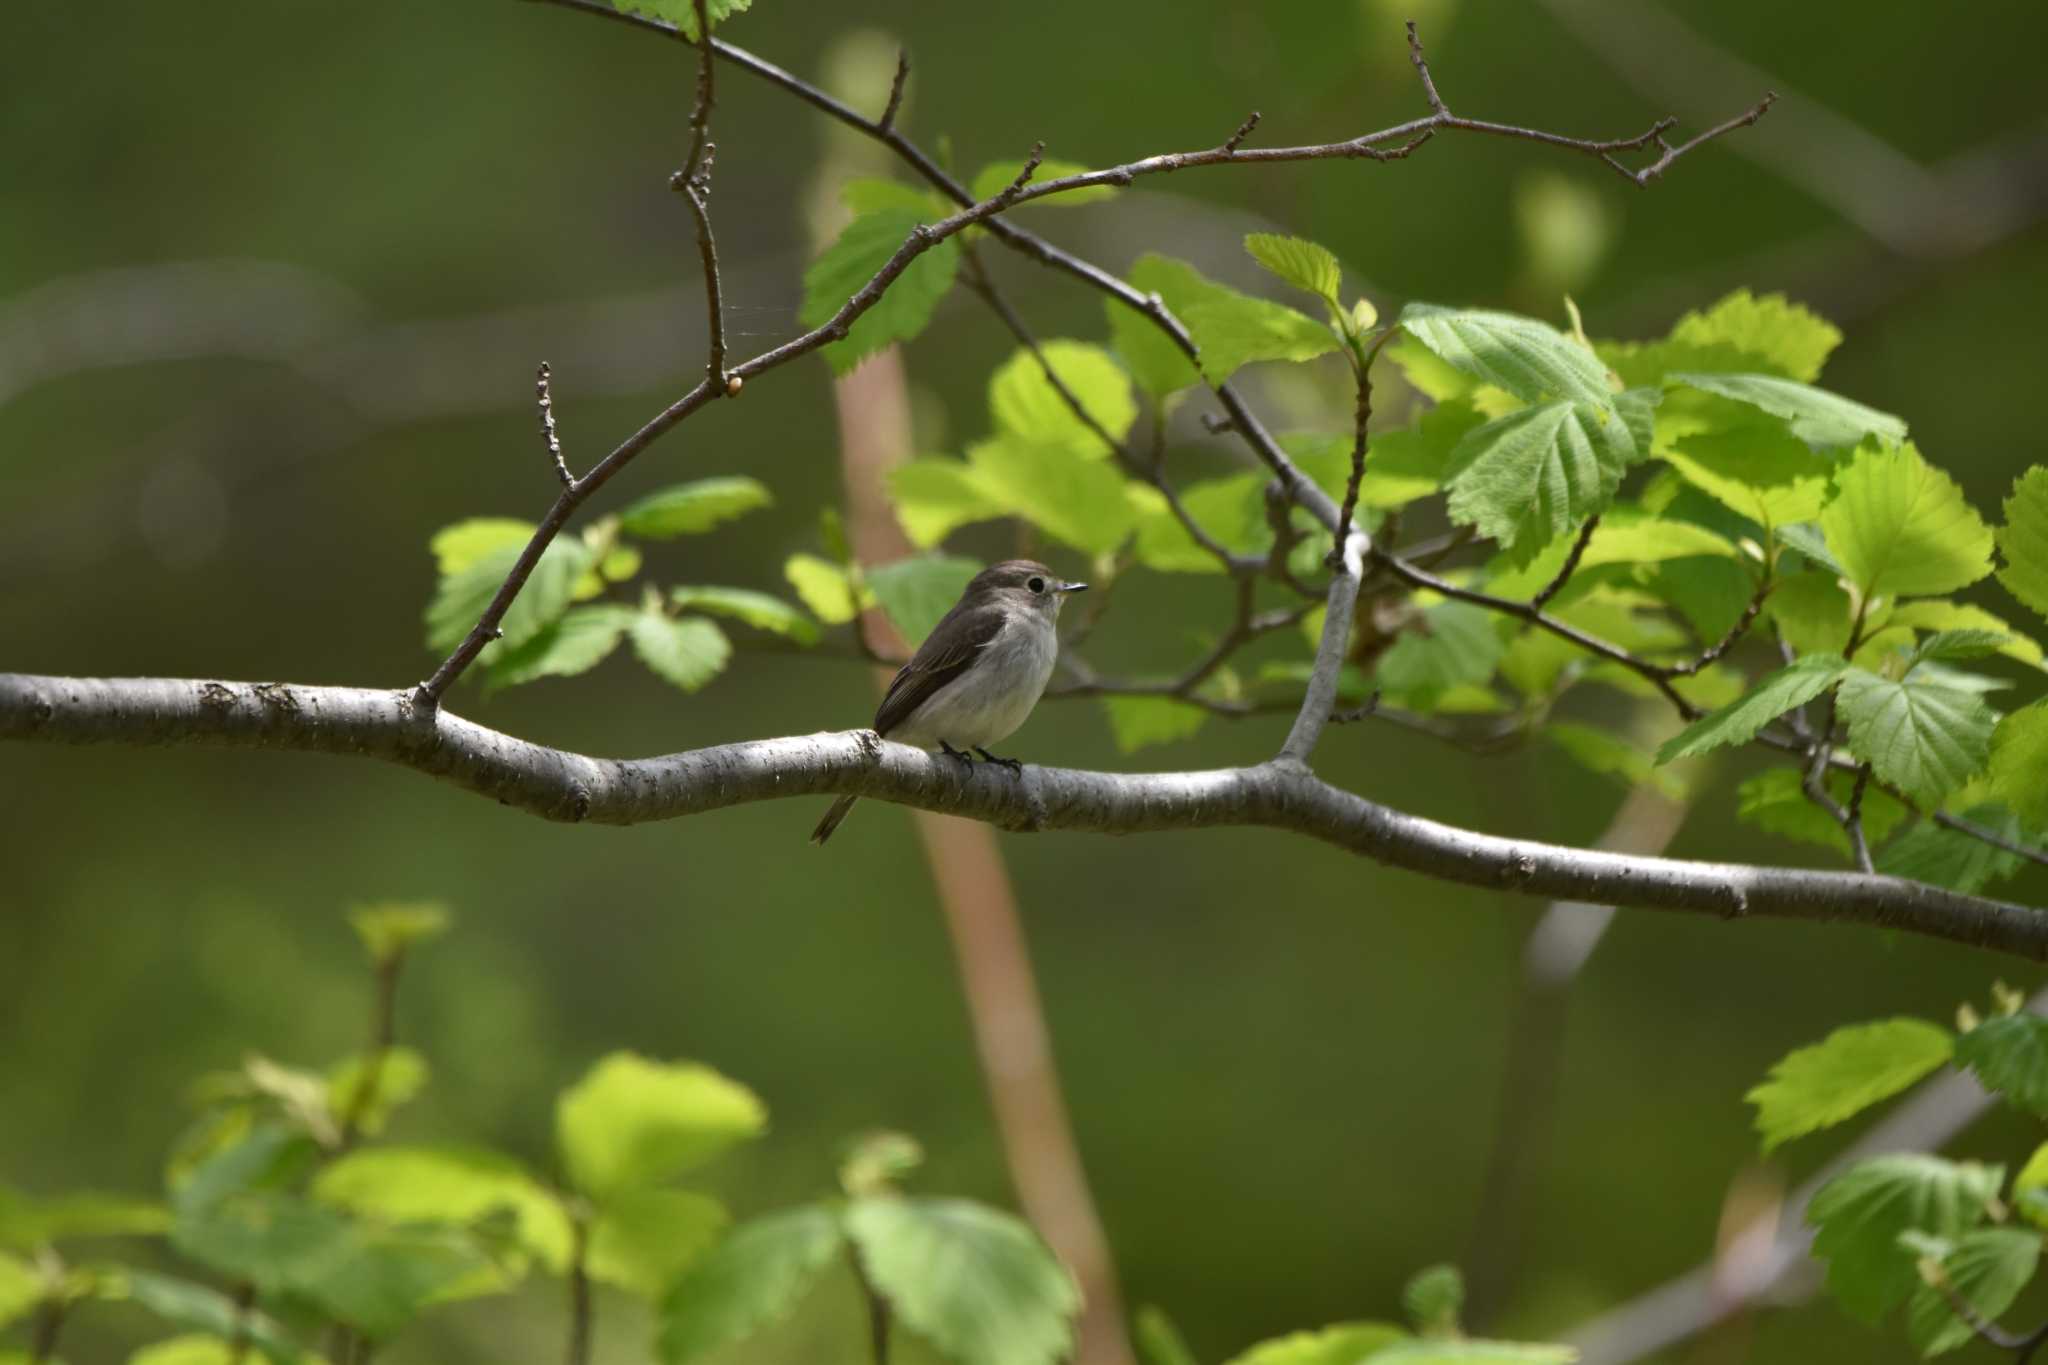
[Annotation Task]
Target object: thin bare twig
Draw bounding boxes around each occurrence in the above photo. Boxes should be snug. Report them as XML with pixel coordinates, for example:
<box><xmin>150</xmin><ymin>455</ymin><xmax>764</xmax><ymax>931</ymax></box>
<box><xmin>536</xmin><ymin>362</ymin><xmax>572</xmax><ymax>486</ymax></box>
<box><xmin>1221</xmin><ymin>110</ymin><xmax>1262</xmax><ymax>153</ymax></box>
<box><xmin>877</xmin><ymin>48</ymin><xmax>910</xmax><ymax>133</ymax></box>
<box><xmin>1649</xmin><ymin>574</ymin><xmax>1772</xmax><ymax>677</ymax></box>
<box><xmin>678</xmin><ymin>0</ymin><xmax>715</xmax><ymax>183</ymax></box>
<box><xmin>1529</xmin><ymin>515</ymin><xmax>1600</xmax><ymax>610</ymax></box>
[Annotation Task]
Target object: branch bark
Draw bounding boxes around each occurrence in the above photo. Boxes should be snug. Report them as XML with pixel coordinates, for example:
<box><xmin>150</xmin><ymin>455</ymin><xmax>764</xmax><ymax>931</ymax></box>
<box><xmin>8</xmin><ymin>672</ymin><xmax>2044</xmax><ymax>959</ymax></box>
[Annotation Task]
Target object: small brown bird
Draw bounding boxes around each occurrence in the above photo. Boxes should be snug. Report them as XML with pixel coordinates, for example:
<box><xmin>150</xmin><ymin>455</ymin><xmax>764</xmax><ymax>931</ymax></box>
<box><xmin>811</xmin><ymin>558</ymin><xmax>1087</xmax><ymax>844</ymax></box>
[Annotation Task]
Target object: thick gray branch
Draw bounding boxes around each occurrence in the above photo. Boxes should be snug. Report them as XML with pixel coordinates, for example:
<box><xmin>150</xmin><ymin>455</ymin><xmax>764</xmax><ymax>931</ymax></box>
<box><xmin>6</xmin><ymin>673</ymin><xmax>2044</xmax><ymax>961</ymax></box>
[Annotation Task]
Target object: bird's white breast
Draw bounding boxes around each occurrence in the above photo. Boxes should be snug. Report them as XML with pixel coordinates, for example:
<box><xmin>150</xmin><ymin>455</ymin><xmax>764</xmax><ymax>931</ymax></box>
<box><xmin>890</xmin><ymin>611</ymin><xmax>1059</xmax><ymax>752</ymax></box>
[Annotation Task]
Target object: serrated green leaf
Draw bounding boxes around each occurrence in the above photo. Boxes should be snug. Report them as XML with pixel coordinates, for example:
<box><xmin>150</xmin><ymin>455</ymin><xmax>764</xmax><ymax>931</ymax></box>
<box><xmin>128</xmin><ymin>1334</ymin><xmax>239</xmax><ymax>1365</ymax></box>
<box><xmin>1655</xmin><ymin>654</ymin><xmax>1848</xmax><ymax>763</ymax></box>
<box><xmin>1837</xmin><ymin>668</ymin><xmax>1996</xmax><ymax>806</ymax></box>
<box><xmin>1807</xmin><ymin>1154</ymin><xmax>2004</xmax><ymax>1322</ymax></box>
<box><xmin>1955</xmin><ymin>1014</ymin><xmax>2048</xmax><ymax>1117</ymax></box>
<box><xmin>1444</xmin><ymin>392</ymin><xmax>1655</xmax><ymax>559</ymax></box>
<box><xmin>1222</xmin><ymin>1323</ymin><xmax>1408</xmax><ymax>1365</ymax></box>
<box><xmin>784</xmin><ymin>554</ymin><xmax>867</xmax><ymax>625</ymax></box>
<box><xmin>1546</xmin><ymin>723</ymin><xmax>1683</xmax><ymax>798</ymax></box>
<box><xmin>1877</xmin><ymin>805</ymin><xmax>2035</xmax><ymax>895</ymax></box>
<box><xmin>1244</xmin><ymin>233</ymin><xmax>1342</xmax><ymax>303</ymax></box>
<box><xmin>1398</xmin><ymin>303</ymin><xmax>1615</xmax><ymax>408</ymax></box>
<box><xmin>325</xmin><ymin>1048</ymin><xmax>428</xmax><ymax>1138</ymax></box>
<box><xmin>289</xmin><ymin>1222</ymin><xmax>499</xmax><ymax>1338</ymax></box>
<box><xmin>890</xmin><ymin>458</ymin><xmax>1009</xmax><ymax>548</ymax></box>
<box><xmin>1101</xmin><ymin>695</ymin><xmax>1209</xmax><ymax>753</ymax></box>
<box><xmin>123</xmin><ymin>1271</ymin><xmax>305</xmax><ymax>1364</ymax></box>
<box><xmin>1577</xmin><ymin>513</ymin><xmax>1738</xmax><ymax>567</ymax></box>
<box><xmin>1985</xmin><ymin>699</ymin><xmax>2048</xmax><ymax>827</ymax></box>
<box><xmin>430</xmin><ymin>519</ymin><xmax>535</xmax><ymax>576</ymax></box>
<box><xmin>617</xmin><ymin>477</ymin><xmax>772</xmax><ymax>539</ymax></box>
<box><xmin>485</xmin><ymin>605</ymin><xmax>636</xmax><ymax>690</ymax></box>
<box><xmin>1667</xmin><ymin>289</ymin><xmax>1842</xmax><ymax>383</ymax></box>
<box><xmin>1284</xmin><ymin>401</ymin><xmax>1486</xmax><ymax>512</ymax></box>
<box><xmin>1736</xmin><ymin>767</ymin><xmax>1908</xmax><ymax>856</ymax></box>
<box><xmin>1668</xmin><ymin>372</ymin><xmax>1904</xmax><ymax>450</ymax></box>
<box><xmin>1115</xmin><ymin>254</ymin><xmax>1338</xmax><ymax>388</ymax></box>
<box><xmin>1128</xmin><ymin>475</ymin><xmax>1270</xmax><ymax>573</ymax></box>
<box><xmin>0</xmin><ymin>1190</ymin><xmax>170</xmax><ymax>1252</ymax></box>
<box><xmin>966</xmin><ymin>436</ymin><xmax>1135</xmax><ymax>555</ymax></box>
<box><xmin>1906</xmin><ymin>629</ymin><xmax>2012</xmax><ymax>670</ymax></box>
<box><xmin>609</xmin><ymin>0</ymin><xmax>750</xmax><ymax>40</ymax></box>
<box><xmin>1377</xmin><ymin>601</ymin><xmax>1505</xmax><ymax>698</ymax></box>
<box><xmin>1745</xmin><ymin>1019</ymin><xmax>1953</xmax><ymax>1153</ymax></box>
<box><xmin>667</xmin><ymin>587</ymin><xmax>819</xmax><ymax>644</ymax></box>
<box><xmin>2016</xmin><ymin>1146</ymin><xmax>2048</xmax><ymax>1231</ymax></box>
<box><xmin>658</xmin><ymin>1206</ymin><xmax>844</xmax><ymax>1364</ymax></box>
<box><xmin>1820</xmin><ymin>442</ymin><xmax>1993</xmax><ymax>599</ymax></box>
<box><xmin>556</xmin><ymin>1054</ymin><xmax>766</xmax><ymax>1199</ymax></box>
<box><xmin>988</xmin><ymin>341</ymin><xmax>1135</xmax><ymax>449</ymax></box>
<box><xmin>426</xmin><ymin>536</ymin><xmax>593</xmax><ymax>655</ymax></box>
<box><xmin>969</xmin><ymin>158</ymin><xmax>1117</xmax><ymax>206</ymax></box>
<box><xmin>867</xmin><ymin>555</ymin><xmax>982</xmax><ymax>646</ymax></box>
<box><xmin>312</xmin><ymin>1144</ymin><xmax>572</xmax><ymax>1273</ymax></box>
<box><xmin>630</xmin><ymin>613</ymin><xmax>732</xmax><ymax>693</ymax></box>
<box><xmin>1999</xmin><ymin>466</ymin><xmax>2048</xmax><ymax>623</ymax></box>
<box><xmin>800</xmin><ymin>204</ymin><xmax>961</xmax><ymax>375</ymax></box>
<box><xmin>1889</xmin><ymin>601</ymin><xmax>2043</xmax><ymax>669</ymax></box>
<box><xmin>1662</xmin><ymin>425</ymin><xmax>1830</xmax><ymax>531</ymax></box>
<box><xmin>1403</xmin><ymin>1264</ymin><xmax>1465</xmax><ymax>1335</ymax></box>
<box><xmin>1906</xmin><ymin>1228</ymin><xmax>2040</xmax><ymax>1356</ymax></box>
<box><xmin>846</xmin><ymin>1196</ymin><xmax>1080</xmax><ymax>1365</ymax></box>
<box><xmin>1359</xmin><ymin>1343</ymin><xmax>1575</xmax><ymax>1365</ymax></box>
<box><xmin>1766</xmin><ymin>571</ymin><xmax>1854</xmax><ymax>656</ymax></box>
<box><xmin>588</xmin><ymin>1187</ymin><xmax>728</xmax><ymax>1299</ymax></box>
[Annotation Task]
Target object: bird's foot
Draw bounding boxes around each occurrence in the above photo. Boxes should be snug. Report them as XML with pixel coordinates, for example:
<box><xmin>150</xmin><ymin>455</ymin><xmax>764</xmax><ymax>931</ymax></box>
<box><xmin>938</xmin><ymin>739</ymin><xmax>977</xmax><ymax>770</ymax></box>
<box><xmin>974</xmin><ymin>747</ymin><xmax>1025</xmax><ymax>775</ymax></box>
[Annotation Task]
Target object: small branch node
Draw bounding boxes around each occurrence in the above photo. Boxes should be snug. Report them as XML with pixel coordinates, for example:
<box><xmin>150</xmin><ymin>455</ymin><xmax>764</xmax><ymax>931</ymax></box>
<box><xmin>878</xmin><ymin>48</ymin><xmax>911</xmax><ymax>132</ymax></box>
<box><xmin>537</xmin><ymin>362</ymin><xmax>574</xmax><ymax>486</ymax></box>
<box><xmin>1221</xmin><ymin>110</ymin><xmax>1262</xmax><ymax>154</ymax></box>
<box><xmin>996</xmin><ymin>141</ymin><xmax>1048</xmax><ymax>205</ymax></box>
<box><xmin>1405</xmin><ymin>20</ymin><xmax>1450</xmax><ymax>117</ymax></box>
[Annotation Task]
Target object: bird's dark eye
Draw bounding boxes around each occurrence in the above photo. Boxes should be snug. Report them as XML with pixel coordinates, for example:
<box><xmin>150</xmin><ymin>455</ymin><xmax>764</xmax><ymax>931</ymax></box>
<box><xmin>1028</xmin><ymin>576</ymin><xmax>1046</xmax><ymax>594</ymax></box>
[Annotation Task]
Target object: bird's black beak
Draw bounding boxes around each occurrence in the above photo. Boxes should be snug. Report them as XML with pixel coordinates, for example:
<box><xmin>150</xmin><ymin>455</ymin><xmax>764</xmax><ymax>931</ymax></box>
<box><xmin>1057</xmin><ymin>581</ymin><xmax>1089</xmax><ymax>594</ymax></box>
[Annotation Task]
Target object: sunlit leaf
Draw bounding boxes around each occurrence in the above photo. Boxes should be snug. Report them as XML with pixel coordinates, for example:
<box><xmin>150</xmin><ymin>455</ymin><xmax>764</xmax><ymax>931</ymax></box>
<box><xmin>988</xmin><ymin>341</ymin><xmax>1136</xmax><ymax>450</ymax></box>
<box><xmin>1905</xmin><ymin>1228</ymin><xmax>2040</xmax><ymax>1356</ymax></box>
<box><xmin>658</xmin><ymin>1206</ymin><xmax>844</xmax><ymax>1364</ymax></box>
<box><xmin>630</xmin><ymin>612</ymin><xmax>733</xmax><ymax>693</ymax></box>
<box><xmin>800</xmin><ymin>203</ymin><xmax>960</xmax><ymax>375</ymax></box>
<box><xmin>588</xmin><ymin>1187</ymin><xmax>728</xmax><ymax>1299</ymax></box>
<box><xmin>1807</xmin><ymin>1155</ymin><xmax>2003</xmax><ymax>1322</ymax></box>
<box><xmin>784</xmin><ymin>554</ymin><xmax>868</xmax><ymax>625</ymax></box>
<box><xmin>1999</xmin><ymin>466</ymin><xmax>2048</xmax><ymax>623</ymax></box>
<box><xmin>556</xmin><ymin>1054</ymin><xmax>766</xmax><ymax>1198</ymax></box>
<box><xmin>1820</xmin><ymin>442</ymin><xmax>1993</xmax><ymax>599</ymax></box>
<box><xmin>1955</xmin><ymin>1014</ymin><xmax>2048</xmax><ymax>1117</ymax></box>
<box><xmin>313</xmin><ymin>1144</ymin><xmax>572</xmax><ymax>1272</ymax></box>
<box><xmin>1398</xmin><ymin>303</ymin><xmax>1615</xmax><ymax>408</ymax></box>
<box><xmin>969</xmin><ymin>159</ymin><xmax>1117</xmax><ymax>206</ymax></box>
<box><xmin>1101</xmin><ymin>695</ymin><xmax>1209</xmax><ymax>753</ymax></box>
<box><xmin>867</xmin><ymin>556</ymin><xmax>982</xmax><ymax>647</ymax></box>
<box><xmin>1837</xmin><ymin>668</ymin><xmax>1996</xmax><ymax>806</ymax></box>
<box><xmin>1222</xmin><ymin>1323</ymin><xmax>1408</xmax><ymax>1365</ymax></box>
<box><xmin>667</xmin><ymin>588</ymin><xmax>819</xmax><ymax>644</ymax></box>
<box><xmin>1744</xmin><ymin>1019</ymin><xmax>1952</xmax><ymax>1153</ymax></box>
<box><xmin>1655</xmin><ymin>654</ymin><xmax>1848</xmax><ymax>764</ymax></box>
<box><xmin>617</xmin><ymin>478</ymin><xmax>772</xmax><ymax>539</ymax></box>
<box><xmin>1244</xmin><ymin>233</ymin><xmax>1342</xmax><ymax>304</ymax></box>
<box><xmin>1668</xmin><ymin>372</ymin><xmax>1904</xmax><ymax>450</ymax></box>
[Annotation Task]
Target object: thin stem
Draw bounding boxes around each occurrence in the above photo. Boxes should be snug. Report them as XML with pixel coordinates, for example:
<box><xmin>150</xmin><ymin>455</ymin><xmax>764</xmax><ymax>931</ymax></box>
<box><xmin>850</xmin><ymin>1249</ymin><xmax>891</xmax><ymax>1365</ymax></box>
<box><xmin>1845</xmin><ymin>764</ymin><xmax>1875</xmax><ymax>873</ymax></box>
<box><xmin>877</xmin><ymin>48</ymin><xmax>910</xmax><ymax>132</ymax></box>
<box><xmin>338</xmin><ymin>953</ymin><xmax>402</xmax><ymax>1149</ymax></box>
<box><xmin>566</xmin><ymin>1213</ymin><xmax>592</xmax><ymax>1365</ymax></box>
<box><xmin>677</xmin><ymin>0</ymin><xmax>715</xmax><ymax>183</ymax></box>
<box><xmin>1529</xmin><ymin>515</ymin><xmax>1599</xmax><ymax>610</ymax></box>
<box><xmin>537</xmin><ymin>363</ymin><xmax>572</xmax><ymax>485</ymax></box>
<box><xmin>27</xmin><ymin>1298</ymin><xmax>67</xmax><ymax>1365</ymax></box>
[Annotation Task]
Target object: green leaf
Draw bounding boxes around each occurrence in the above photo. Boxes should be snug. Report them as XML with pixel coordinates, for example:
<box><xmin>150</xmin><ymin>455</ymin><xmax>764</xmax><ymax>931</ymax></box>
<box><xmin>1244</xmin><ymin>233</ymin><xmax>1342</xmax><ymax>304</ymax></box>
<box><xmin>1662</xmin><ymin>425</ymin><xmax>1829</xmax><ymax>531</ymax></box>
<box><xmin>1807</xmin><ymin>1154</ymin><xmax>2003</xmax><ymax>1322</ymax></box>
<box><xmin>1546</xmin><ymin>723</ymin><xmax>1683</xmax><ymax>798</ymax></box>
<box><xmin>1655</xmin><ymin>654</ymin><xmax>1848</xmax><ymax>763</ymax></box>
<box><xmin>1668</xmin><ymin>372</ymin><xmax>1905</xmax><ymax>450</ymax></box>
<box><xmin>890</xmin><ymin>459</ymin><xmax>1009</xmax><ymax>548</ymax></box>
<box><xmin>1837</xmin><ymin>668</ymin><xmax>1997</xmax><ymax>806</ymax></box>
<box><xmin>123</xmin><ymin>1271</ymin><xmax>306</xmax><ymax>1364</ymax></box>
<box><xmin>129</xmin><ymin>1335</ymin><xmax>241</xmax><ymax>1365</ymax></box>
<box><xmin>430</xmin><ymin>519</ymin><xmax>534</xmax><ymax>575</ymax></box>
<box><xmin>556</xmin><ymin>1053</ymin><xmax>766</xmax><ymax>1199</ymax></box>
<box><xmin>1999</xmin><ymin>466</ymin><xmax>2048</xmax><ymax>622</ymax></box>
<box><xmin>800</xmin><ymin>202</ymin><xmax>960</xmax><ymax>375</ymax></box>
<box><xmin>658</xmin><ymin>1206</ymin><xmax>845</xmax><ymax>1364</ymax></box>
<box><xmin>1736</xmin><ymin>767</ymin><xmax>1908</xmax><ymax>856</ymax></box>
<box><xmin>1888</xmin><ymin>600</ymin><xmax>2043</xmax><ymax>669</ymax></box>
<box><xmin>587</xmin><ymin>1188</ymin><xmax>728</xmax><ymax>1299</ymax></box>
<box><xmin>1284</xmin><ymin>402</ymin><xmax>1486</xmax><ymax>511</ymax></box>
<box><xmin>291</xmin><ymin>1223</ymin><xmax>499</xmax><ymax>1338</ymax></box>
<box><xmin>1403</xmin><ymin>1264</ymin><xmax>1465</xmax><ymax>1335</ymax></box>
<box><xmin>0</xmin><ymin>1253</ymin><xmax>40</xmax><ymax>1330</ymax></box>
<box><xmin>1906</xmin><ymin>1228</ymin><xmax>2041</xmax><ymax>1356</ymax></box>
<box><xmin>1878</xmin><ymin>805</ymin><xmax>2035</xmax><ymax>895</ymax></box>
<box><xmin>1377</xmin><ymin>601</ymin><xmax>1506</xmax><ymax>699</ymax></box>
<box><xmin>667</xmin><ymin>588</ymin><xmax>819</xmax><ymax>644</ymax></box>
<box><xmin>1134</xmin><ymin>1306</ymin><xmax>1202</xmax><ymax>1365</ymax></box>
<box><xmin>617</xmin><ymin>477</ymin><xmax>772</xmax><ymax>539</ymax></box>
<box><xmin>969</xmin><ymin>159</ymin><xmax>1117</xmax><ymax>206</ymax></box>
<box><xmin>1820</xmin><ymin>442</ymin><xmax>1993</xmax><ymax>599</ymax></box>
<box><xmin>867</xmin><ymin>555</ymin><xmax>983</xmax><ymax>646</ymax></box>
<box><xmin>1576</xmin><ymin>513</ymin><xmax>1738</xmax><ymax>568</ymax></box>
<box><xmin>484</xmin><ymin>605</ymin><xmax>637</xmax><ymax>690</ymax></box>
<box><xmin>1668</xmin><ymin>289</ymin><xmax>1842</xmax><ymax>383</ymax></box>
<box><xmin>425</xmin><ymin>536</ymin><xmax>593</xmax><ymax>655</ymax></box>
<box><xmin>1128</xmin><ymin>476</ymin><xmax>1269</xmax><ymax>573</ymax></box>
<box><xmin>1222</xmin><ymin>1324</ymin><xmax>1409</xmax><ymax>1365</ymax></box>
<box><xmin>1101</xmin><ymin>696</ymin><xmax>1209</xmax><ymax>753</ymax></box>
<box><xmin>1906</xmin><ymin>629</ymin><xmax>2012</xmax><ymax>669</ymax></box>
<box><xmin>1766</xmin><ymin>571</ymin><xmax>1854</xmax><ymax>656</ymax></box>
<box><xmin>846</xmin><ymin>1196</ymin><xmax>1080</xmax><ymax>1365</ymax></box>
<box><xmin>1117</xmin><ymin>253</ymin><xmax>1337</xmax><ymax>387</ymax></box>
<box><xmin>784</xmin><ymin>554</ymin><xmax>867</xmax><ymax>625</ymax></box>
<box><xmin>966</xmin><ymin>436</ymin><xmax>1136</xmax><ymax>554</ymax></box>
<box><xmin>0</xmin><ymin>1190</ymin><xmax>169</xmax><ymax>1251</ymax></box>
<box><xmin>326</xmin><ymin>1047</ymin><xmax>428</xmax><ymax>1138</ymax></box>
<box><xmin>609</xmin><ymin>0</ymin><xmax>750</xmax><ymax>40</ymax></box>
<box><xmin>2015</xmin><ymin>1145</ymin><xmax>2048</xmax><ymax>1230</ymax></box>
<box><xmin>1745</xmin><ymin>1019</ymin><xmax>1953</xmax><ymax>1153</ymax></box>
<box><xmin>346</xmin><ymin>902</ymin><xmax>449</xmax><ymax>966</ymax></box>
<box><xmin>988</xmin><ymin>341</ymin><xmax>1136</xmax><ymax>449</ymax></box>
<box><xmin>630</xmin><ymin>612</ymin><xmax>733</xmax><ymax>693</ymax></box>
<box><xmin>1955</xmin><ymin>1014</ymin><xmax>2048</xmax><ymax>1117</ymax></box>
<box><xmin>1358</xmin><ymin>1343</ymin><xmax>1574</xmax><ymax>1365</ymax></box>
<box><xmin>1397</xmin><ymin>303</ymin><xmax>1616</xmax><ymax>408</ymax></box>
<box><xmin>1986</xmin><ymin>699</ymin><xmax>2048</xmax><ymax>828</ymax></box>
<box><xmin>1443</xmin><ymin>392</ymin><xmax>1655</xmax><ymax>560</ymax></box>
<box><xmin>312</xmin><ymin>1144</ymin><xmax>572</xmax><ymax>1273</ymax></box>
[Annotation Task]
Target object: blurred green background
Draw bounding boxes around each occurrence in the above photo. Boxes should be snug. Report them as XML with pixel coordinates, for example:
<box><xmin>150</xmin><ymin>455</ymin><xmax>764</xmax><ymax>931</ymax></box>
<box><xmin>6</xmin><ymin>1</ymin><xmax>2048</xmax><ymax>1361</ymax></box>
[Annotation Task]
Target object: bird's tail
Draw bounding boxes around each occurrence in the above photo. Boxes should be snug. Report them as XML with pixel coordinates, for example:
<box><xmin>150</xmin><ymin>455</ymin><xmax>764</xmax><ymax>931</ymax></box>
<box><xmin>810</xmin><ymin>794</ymin><xmax>859</xmax><ymax>845</ymax></box>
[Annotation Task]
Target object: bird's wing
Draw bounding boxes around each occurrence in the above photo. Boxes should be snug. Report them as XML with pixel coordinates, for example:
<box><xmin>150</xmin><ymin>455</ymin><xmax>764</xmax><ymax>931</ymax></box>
<box><xmin>872</xmin><ymin>600</ymin><xmax>1008</xmax><ymax>738</ymax></box>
